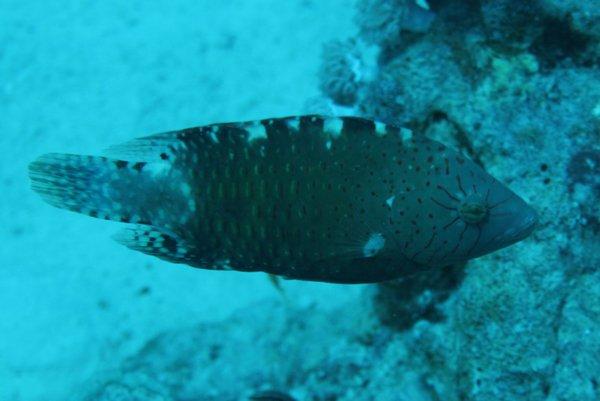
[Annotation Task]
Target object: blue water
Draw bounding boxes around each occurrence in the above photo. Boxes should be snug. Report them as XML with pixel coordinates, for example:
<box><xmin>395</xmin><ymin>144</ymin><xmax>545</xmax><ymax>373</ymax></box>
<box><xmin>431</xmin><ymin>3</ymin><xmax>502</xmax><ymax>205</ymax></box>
<box><xmin>0</xmin><ymin>2</ymin><xmax>356</xmax><ymax>399</ymax></box>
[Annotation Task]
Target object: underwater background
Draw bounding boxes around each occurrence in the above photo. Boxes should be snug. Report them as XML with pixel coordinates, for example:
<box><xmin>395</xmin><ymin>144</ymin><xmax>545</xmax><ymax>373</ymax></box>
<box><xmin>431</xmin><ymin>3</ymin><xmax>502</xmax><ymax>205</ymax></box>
<box><xmin>1</xmin><ymin>0</ymin><xmax>599</xmax><ymax>400</ymax></box>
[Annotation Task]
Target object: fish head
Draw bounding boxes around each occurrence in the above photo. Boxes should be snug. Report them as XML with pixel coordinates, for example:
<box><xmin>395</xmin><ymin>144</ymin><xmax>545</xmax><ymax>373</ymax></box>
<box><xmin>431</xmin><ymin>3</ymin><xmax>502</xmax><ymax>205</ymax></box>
<box><xmin>389</xmin><ymin>139</ymin><xmax>537</xmax><ymax>267</ymax></box>
<box><xmin>453</xmin><ymin>174</ymin><xmax>538</xmax><ymax>260</ymax></box>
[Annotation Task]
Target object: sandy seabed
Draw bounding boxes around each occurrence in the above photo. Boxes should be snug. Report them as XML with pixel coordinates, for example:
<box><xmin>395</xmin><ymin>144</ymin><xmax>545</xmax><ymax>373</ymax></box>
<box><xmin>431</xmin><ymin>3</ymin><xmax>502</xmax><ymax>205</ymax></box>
<box><xmin>0</xmin><ymin>1</ymin><xmax>357</xmax><ymax>400</ymax></box>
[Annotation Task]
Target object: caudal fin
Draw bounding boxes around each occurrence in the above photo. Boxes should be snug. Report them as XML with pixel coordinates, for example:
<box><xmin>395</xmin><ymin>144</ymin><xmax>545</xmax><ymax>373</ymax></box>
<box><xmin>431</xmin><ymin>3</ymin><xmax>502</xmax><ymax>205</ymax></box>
<box><xmin>28</xmin><ymin>153</ymin><xmax>165</xmax><ymax>224</ymax></box>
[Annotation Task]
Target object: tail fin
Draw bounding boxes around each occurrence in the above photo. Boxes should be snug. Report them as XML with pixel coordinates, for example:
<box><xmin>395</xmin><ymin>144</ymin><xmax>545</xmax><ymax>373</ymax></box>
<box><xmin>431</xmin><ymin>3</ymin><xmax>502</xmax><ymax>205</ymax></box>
<box><xmin>28</xmin><ymin>153</ymin><xmax>176</xmax><ymax>225</ymax></box>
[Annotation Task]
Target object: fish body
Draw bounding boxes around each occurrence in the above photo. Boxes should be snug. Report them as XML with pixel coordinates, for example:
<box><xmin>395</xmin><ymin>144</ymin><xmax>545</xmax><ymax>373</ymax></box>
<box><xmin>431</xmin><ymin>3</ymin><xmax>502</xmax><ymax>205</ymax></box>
<box><xmin>29</xmin><ymin>115</ymin><xmax>537</xmax><ymax>283</ymax></box>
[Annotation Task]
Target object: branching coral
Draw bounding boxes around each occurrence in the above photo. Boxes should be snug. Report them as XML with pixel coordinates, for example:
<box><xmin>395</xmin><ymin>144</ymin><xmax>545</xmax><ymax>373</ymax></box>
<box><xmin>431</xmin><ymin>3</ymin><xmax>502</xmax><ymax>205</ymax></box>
<box><xmin>318</xmin><ymin>39</ymin><xmax>363</xmax><ymax>106</ymax></box>
<box><xmin>355</xmin><ymin>0</ymin><xmax>435</xmax><ymax>46</ymax></box>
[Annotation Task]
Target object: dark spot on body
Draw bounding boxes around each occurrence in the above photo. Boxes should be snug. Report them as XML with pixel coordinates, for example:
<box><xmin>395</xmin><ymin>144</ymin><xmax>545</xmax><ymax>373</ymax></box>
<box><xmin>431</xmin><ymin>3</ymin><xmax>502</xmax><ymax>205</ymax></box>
<box><xmin>132</xmin><ymin>162</ymin><xmax>146</xmax><ymax>172</ymax></box>
<box><xmin>162</xmin><ymin>235</ymin><xmax>178</xmax><ymax>253</ymax></box>
<box><xmin>160</xmin><ymin>152</ymin><xmax>169</xmax><ymax>160</ymax></box>
<box><xmin>540</xmin><ymin>163</ymin><xmax>548</xmax><ymax>172</ymax></box>
<box><xmin>114</xmin><ymin>160</ymin><xmax>128</xmax><ymax>169</ymax></box>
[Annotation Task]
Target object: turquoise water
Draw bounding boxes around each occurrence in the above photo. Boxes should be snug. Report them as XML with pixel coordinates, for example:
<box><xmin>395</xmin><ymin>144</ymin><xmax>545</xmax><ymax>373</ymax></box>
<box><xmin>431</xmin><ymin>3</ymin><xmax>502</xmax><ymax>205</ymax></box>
<box><xmin>1</xmin><ymin>2</ymin><xmax>356</xmax><ymax>399</ymax></box>
<box><xmin>2</xmin><ymin>1</ymin><xmax>599</xmax><ymax>401</ymax></box>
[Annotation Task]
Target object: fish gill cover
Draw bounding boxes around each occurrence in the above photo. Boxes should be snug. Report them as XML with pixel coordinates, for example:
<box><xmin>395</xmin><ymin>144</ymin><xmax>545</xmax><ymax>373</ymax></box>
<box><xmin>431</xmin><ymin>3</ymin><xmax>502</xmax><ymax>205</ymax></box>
<box><xmin>15</xmin><ymin>0</ymin><xmax>600</xmax><ymax>400</ymax></box>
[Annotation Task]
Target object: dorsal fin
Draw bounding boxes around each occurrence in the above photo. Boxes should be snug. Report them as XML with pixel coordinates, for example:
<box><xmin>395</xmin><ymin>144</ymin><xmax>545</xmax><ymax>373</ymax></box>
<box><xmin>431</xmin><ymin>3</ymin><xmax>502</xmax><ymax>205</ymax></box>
<box><xmin>103</xmin><ymin>116</ymin><xmax>397</xmax><ymax>162</ymax></box>
<box><xmin>103</xmin><ymin>131</ymin><xmax>187</xmax><ymax>162</ymax></box>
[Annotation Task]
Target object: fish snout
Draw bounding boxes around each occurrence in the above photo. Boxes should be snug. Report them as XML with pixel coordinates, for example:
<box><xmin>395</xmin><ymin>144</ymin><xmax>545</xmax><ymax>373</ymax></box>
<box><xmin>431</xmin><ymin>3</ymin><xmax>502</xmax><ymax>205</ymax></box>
<box><xmin>489</xmin><ymin>195</ymin><xmax>538</xmax><ymax>246</ymax></box>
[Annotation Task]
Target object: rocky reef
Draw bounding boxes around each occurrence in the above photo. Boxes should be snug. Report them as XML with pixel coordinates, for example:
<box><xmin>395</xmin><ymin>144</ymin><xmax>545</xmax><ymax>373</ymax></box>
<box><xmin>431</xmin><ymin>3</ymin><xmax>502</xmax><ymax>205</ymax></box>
<box><xmin>78</xmin><ymin>1</ymin><xmax>599</xmax><ymax>400</ymax></box>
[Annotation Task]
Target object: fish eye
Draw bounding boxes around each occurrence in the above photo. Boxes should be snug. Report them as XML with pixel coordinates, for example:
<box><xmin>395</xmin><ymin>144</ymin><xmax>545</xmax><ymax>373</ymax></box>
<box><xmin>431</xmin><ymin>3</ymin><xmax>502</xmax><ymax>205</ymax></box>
<box><xmin>458</xmin><ymin>193</ymin><xmax>488</xmax><ymax>224</ymax></box>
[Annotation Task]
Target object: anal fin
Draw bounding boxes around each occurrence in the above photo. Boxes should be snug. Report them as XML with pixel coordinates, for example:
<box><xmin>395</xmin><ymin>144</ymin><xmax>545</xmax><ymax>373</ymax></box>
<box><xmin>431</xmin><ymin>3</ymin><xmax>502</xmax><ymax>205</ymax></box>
<box><xmin>113</xmin><ymin>225</ymin><xmax>196</xmax><ymax>265</ymax></box>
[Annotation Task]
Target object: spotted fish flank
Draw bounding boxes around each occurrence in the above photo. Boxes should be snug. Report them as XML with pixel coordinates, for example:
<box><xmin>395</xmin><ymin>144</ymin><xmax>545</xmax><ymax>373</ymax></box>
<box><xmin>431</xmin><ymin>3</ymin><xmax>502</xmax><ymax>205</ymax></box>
<box><xmin>28</xmin><ymin>115</ymin><xmax>538</xmax><ymax>283</ymax></box>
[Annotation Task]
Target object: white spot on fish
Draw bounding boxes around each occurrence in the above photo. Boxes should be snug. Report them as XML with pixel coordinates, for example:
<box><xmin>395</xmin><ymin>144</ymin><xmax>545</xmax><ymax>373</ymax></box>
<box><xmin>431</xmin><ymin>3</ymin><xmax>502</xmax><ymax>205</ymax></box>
<box><xmin>375</xmin><ymin>121</ymin><xmax>387</xmax><ymax>137</ymax></box>
<box><xmin>286</xmin><ymin>118</ymin><xmax>300</xmax><ymax>131</ymax></box>
<box><xmin>363</xmin><ymin>233</ymin><xmax>385</xmax><ymax>258</ymax></box>
<box><xmin>247</xmin><ymin>122</ymin><xmax>267</xmax><ymax>142</ymax></box>
<box><xmin>324</xmin><ymin>118</ymin><xmax>344</xmax><ymax>138</ymax></box>
<box><xmin>325</xmin><ymin>140</ymin><xmax>332</xmax><ymax>150</ymax></box>
<box><xmin>207</xmin><ymin>126</ymin><xmax>219</xmax><ymax>143</ymax></box>
<box><xmin>386</xmin><ymin>195</ymin><xmax>395</xmax><ymax>207</ymax></box>
<box><xmin>416</xmin><ymin>0</ymin><xmax>430</xmax><ymax>10</ymax></box>
<box><xmin>180</xmin><ymin>183</ymin><xmax>191</xmax><ymax>197</ymax></box>
<box><xmin>218</xmin><ymin>259</ymin><xmax>233</xmax><ymax>270</ymax></box>
<box><xmin>400</xmin><ymin>127</ymin><xmax>413</xmax><ymax>142</ymax></box>
<box><xmin>145</xmin><ymin>162</ymin><xmax>169</xmax><ymax>178</ymax></box>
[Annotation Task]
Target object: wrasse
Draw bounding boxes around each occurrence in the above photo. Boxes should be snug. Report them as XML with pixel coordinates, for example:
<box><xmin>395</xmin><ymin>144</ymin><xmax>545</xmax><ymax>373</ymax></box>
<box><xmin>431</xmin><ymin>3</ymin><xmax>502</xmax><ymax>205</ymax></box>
<box><xmin>29</xmin><ymin>115</ymin><xmax>537</xmax><ymax>283</ymax></box>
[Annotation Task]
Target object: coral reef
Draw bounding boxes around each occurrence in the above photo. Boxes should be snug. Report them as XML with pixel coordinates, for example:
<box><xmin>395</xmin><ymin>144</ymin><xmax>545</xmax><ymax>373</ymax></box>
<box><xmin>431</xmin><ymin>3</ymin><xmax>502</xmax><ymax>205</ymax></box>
<box><xmin>76</xmin><ymin>278</ymin><xmax>600</xmax><ymax>401</ymax></box>
<box><xmin>539</xmin><ymin>0</ymin><xmax>600</xmax><ymax>38</ymax></box>
<box><xmin>76</xmin><ymin>300</ymin><xmax>454</xmax><ymax>401</ymax></box>
<box><xmin>318</xmin><ymin>39</ymin><xmax>363</xmax><ymax>106</ymax></box>
<box><xmin>77</xmin><ymin>0</ymin><xmax>599</xmax><ymax>400</ymax></box>
<box><xmin>319</xmin><ymin>0</ymin><xmax>600</xmax><ymax>399</ymax></box>
<box><xmin>355</xmin><ymin>0</ymin><xmax>436</xmax><ymax>47</ymax></box>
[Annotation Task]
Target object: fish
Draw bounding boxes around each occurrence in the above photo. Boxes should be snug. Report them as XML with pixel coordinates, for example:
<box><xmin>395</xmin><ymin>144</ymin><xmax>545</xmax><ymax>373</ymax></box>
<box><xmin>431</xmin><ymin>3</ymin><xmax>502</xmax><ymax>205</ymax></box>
<box><xmin>28</xmin><ymin>115</ymin><xmax>537</xmax><ymax>284</ymax></box>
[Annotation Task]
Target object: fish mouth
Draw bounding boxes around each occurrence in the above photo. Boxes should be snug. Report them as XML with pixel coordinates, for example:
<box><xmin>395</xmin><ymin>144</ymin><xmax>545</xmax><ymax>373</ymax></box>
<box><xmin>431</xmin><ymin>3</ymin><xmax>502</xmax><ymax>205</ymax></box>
<box><xmin>473</xmin><ymin>205</ymin><xmax>538</xmax><ymax>258</ymax></box>
<box><xmin>497</xmin><ymin>206</ymin><xmax>538</xmax><ymax>246</ymax></box>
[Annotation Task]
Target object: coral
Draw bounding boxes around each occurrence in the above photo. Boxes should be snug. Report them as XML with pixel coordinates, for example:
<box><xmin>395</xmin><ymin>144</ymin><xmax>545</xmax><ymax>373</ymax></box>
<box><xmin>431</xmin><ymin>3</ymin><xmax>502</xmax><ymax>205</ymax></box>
<box><xmin>75</xmin><ymin>300</ymin><xmax>455</xmax><ymax>401</ymax></box>
<box><xmin>75</xmin><ymin>276</ymin><xmax>600</xmax><ymax>401</ymax></box>
<box><xmin>539</xmin><ymin>0</ymin><xmax>600</xmax><ymax>38</ymax></box>
<box><xmin>368</xmin><ymin>263</ymin><xmax>464</xmax><ymax>330</ymax></box>
<box><xmin>355</xmin><ymin>0</ymin><xmax>435</xmax><ymax>47</ymax></box>
<box><xmin>480</xmin><ymin>0</ymin><xmax>545</xmax><ymax>47</ymax></box>
<box><xmin>315</xmin><ymin>0</ymin><xmax>600</xmax><ymax>399</ymax></box>
<box><xmin>318</xmin><ymin>39</ymin><xmax>363</xmax><ymax>106</ymax></box>
<box><xmin>550</xmin><ymin>272</ymin><xmax>600</xmax><ymax>400</ymax></box>
<box><xmin>83</xmin><ymin>381</ymin><xmax>170</xmax><ymax>401</ymax></box>
<box><xmin>359</xmin><ymin>72</ymin><xmax>406</xmax><ymax>124</ymax></box>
